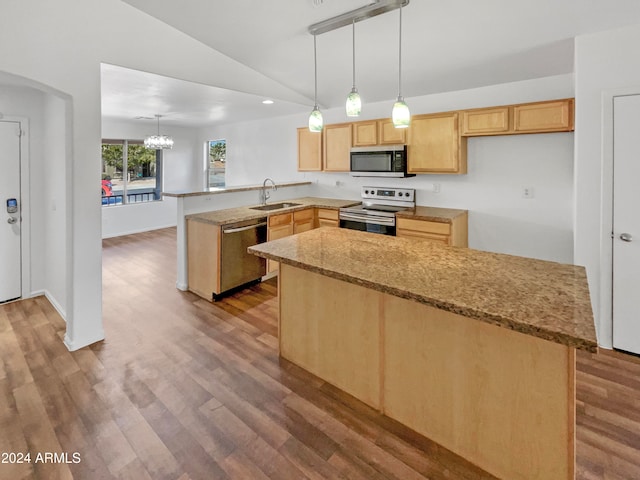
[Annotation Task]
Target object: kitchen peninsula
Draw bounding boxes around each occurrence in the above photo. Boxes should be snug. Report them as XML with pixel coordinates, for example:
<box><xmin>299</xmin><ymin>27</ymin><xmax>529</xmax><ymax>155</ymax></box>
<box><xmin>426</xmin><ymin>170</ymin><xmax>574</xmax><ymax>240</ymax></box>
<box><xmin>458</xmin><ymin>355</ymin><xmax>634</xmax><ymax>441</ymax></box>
<box><xmin>249</xmin><ymin>227</ymin><xmax>597</xmax><ymax>480</ymax></box>
<box><xmin>164</xmin><ymin>180</ymin><xmax>314</xmax><ymax>290</ymax></box>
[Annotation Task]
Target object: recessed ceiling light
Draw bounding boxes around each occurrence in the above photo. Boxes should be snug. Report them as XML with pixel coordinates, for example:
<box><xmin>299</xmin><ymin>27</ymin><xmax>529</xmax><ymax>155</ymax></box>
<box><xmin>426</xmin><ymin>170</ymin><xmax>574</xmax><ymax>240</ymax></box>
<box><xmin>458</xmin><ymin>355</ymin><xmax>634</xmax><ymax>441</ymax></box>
<box><xmin>262</xmin><ymin>99</ymin><xmax>274</xmax><ymax>105</ymax></box>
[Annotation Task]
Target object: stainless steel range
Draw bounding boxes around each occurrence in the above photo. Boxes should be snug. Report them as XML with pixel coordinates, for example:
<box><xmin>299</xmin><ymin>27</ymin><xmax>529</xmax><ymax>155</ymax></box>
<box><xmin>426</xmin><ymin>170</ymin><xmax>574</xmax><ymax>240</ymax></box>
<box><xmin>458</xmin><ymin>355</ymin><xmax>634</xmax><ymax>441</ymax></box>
<box><xmin>339</xmin><ymin>186</ymin><xmax>415</xmax><ymax>236</ymax></box>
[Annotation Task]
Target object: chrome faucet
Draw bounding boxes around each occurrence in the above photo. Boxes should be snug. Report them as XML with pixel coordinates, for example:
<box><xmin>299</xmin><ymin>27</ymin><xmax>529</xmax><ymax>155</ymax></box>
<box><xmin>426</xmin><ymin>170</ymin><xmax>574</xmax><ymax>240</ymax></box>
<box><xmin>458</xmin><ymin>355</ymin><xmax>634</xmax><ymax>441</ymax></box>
<box><xmin>260</xmin><ymin>178</ymin><xmax>277</xmax><ymax>205</ymax></box>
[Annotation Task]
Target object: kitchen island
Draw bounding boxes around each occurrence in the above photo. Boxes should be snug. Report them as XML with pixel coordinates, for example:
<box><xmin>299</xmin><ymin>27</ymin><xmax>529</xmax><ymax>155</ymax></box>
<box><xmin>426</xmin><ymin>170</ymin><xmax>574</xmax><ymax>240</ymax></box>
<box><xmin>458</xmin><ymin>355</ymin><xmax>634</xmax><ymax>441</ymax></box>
<box><xmin>249</xmin><ymin>227</ymin><xmax>597</xmax><ymax>480</ymax></box>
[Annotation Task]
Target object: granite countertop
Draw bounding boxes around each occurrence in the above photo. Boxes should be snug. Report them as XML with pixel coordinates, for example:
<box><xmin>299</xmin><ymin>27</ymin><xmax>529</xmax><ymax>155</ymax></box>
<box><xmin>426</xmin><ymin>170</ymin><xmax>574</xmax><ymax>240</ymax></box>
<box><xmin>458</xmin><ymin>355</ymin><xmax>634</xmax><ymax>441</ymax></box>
<box><xmin>397</xmin><ymin>205</ymin><xmax>468</xmax><ymax>222</ymax></box>
<box><xmin>163</xmin><ymin>180</ymin><xmax>311</xmax><ymax>198</ymax></box>
<box><xmin>248</xmin><ymin>227</ymin><xmax>597</xmax><ymax>352</ymax></box>
<box><xmin>186</xmin><ymin>197</ymin><xmax>361</xmax><ymax>226</ymax></box>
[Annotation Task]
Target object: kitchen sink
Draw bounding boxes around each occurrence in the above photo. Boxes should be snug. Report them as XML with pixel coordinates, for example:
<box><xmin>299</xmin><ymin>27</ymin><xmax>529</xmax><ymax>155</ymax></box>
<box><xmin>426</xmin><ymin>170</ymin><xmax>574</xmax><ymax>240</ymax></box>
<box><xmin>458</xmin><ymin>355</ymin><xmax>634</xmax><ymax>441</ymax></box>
<box><xmin>250</xmin><ymin>202</ymin><xmax>301</xmax><ymax>211</ymax></box>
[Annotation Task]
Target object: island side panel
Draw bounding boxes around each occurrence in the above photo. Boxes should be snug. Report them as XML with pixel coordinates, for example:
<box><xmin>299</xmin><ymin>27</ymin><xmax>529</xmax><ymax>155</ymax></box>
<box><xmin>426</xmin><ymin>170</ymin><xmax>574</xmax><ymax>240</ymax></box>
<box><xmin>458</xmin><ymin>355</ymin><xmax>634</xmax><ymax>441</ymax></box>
<box><xmin>279</xmin><ymin>264</ymin><xmax>382</xmax><ymax>410</ymax></box>
<box><xmin>383</xmin><ymin>294</ymin><xmax>575</xmax><ymax>480</ymax></box>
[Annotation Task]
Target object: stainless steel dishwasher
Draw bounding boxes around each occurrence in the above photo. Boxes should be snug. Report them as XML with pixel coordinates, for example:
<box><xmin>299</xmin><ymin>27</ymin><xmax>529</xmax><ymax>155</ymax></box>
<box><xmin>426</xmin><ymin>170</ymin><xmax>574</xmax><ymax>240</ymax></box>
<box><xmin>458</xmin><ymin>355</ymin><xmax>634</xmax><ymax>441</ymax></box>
<box><xmin>219</xmin><ymin>217</ymin><xmax>267</xmax><ymax>295</ymax></box>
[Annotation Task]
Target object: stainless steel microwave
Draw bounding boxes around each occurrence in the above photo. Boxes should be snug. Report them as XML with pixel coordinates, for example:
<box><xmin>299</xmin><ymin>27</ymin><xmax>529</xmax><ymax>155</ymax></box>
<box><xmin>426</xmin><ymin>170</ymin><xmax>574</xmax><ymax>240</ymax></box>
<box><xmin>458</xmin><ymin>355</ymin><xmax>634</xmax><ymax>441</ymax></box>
<box><xmin>350</xmin><ymin>145</ymin><xmax>414</xmax><ymax>177</ymax></box>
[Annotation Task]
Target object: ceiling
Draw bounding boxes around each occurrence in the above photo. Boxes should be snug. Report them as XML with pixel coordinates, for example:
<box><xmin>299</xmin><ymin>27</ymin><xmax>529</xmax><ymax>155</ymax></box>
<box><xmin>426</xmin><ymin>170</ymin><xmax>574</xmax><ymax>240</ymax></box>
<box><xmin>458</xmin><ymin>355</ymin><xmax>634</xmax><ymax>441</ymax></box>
<box><xmin>104</xmin><ymin>0</ymin><xmax>640</xmax><ymax>127</ymax></box>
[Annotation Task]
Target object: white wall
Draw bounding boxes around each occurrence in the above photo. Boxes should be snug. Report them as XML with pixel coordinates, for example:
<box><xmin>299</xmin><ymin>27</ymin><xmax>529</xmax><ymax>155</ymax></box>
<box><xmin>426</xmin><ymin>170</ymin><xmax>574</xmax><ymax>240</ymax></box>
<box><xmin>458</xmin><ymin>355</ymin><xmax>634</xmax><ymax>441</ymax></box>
<box><xmin>200</xmin><ymin>74</ymin><xmax>575</xmax><ymax>263</ymax></box>
<box><xmin>100</xmin><ymin>119</ymin><xmax>201</xmax><ymax>238</ymax></box>
<box><xmin>42</xmin><ymin>94</ymin><xmax>69</xmax><ymax>316</ymax></box>
<box><xmin>575</xmin><ymin>23</ymin><xmax>640</xmax><ymax>348</ymax></box>
<box><xmin>0</xmin><ymin>0</ymin><xmax>312</xmax><ymax>350</ymax></box>
<box><xmin>0</xmin><ymin>86</ymin><xmax>46</xmax><ymax>296</ymax></box>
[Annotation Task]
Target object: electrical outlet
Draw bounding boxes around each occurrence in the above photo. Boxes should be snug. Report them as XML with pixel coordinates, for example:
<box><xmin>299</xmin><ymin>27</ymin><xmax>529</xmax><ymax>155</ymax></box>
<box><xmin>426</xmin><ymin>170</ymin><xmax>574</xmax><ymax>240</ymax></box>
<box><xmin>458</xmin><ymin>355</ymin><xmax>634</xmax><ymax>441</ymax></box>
<box><xmin>433</xmin><ymin>183</ymin><xmax>441</xmax><ymax>193</ymax></box>
<box><xmin>522</xmin><ymin>187</ymin><xmax>534</xmax><ymax>199</ymax></box>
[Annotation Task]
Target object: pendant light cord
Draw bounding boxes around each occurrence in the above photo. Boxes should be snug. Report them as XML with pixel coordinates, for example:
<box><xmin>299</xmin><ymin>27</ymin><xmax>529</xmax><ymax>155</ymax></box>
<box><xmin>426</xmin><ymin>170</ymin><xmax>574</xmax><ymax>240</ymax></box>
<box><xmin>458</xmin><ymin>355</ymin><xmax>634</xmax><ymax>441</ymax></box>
<box><xmin>398</xmin><ymin>6</ymin><xmax>403</xmax><ymax>98</ymax></box>
<box><xmin>352</xmin><ymin>20</ymin><xmax>356</xmax><ymax>89</ymax></box>
<box><xmin>314</xmin><ymin>34</ymin><xmax>319</xmax><ymax>107</ymax></box>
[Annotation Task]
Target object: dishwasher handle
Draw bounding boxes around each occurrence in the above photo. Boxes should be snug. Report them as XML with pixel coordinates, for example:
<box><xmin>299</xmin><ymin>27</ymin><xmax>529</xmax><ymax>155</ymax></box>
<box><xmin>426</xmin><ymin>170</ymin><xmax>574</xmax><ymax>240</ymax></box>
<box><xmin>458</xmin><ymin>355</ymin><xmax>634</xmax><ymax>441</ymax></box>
<box><xmin>222</xmin><ymin>221</ymin><xmax>267</xmax><ymax>234</ymax></box>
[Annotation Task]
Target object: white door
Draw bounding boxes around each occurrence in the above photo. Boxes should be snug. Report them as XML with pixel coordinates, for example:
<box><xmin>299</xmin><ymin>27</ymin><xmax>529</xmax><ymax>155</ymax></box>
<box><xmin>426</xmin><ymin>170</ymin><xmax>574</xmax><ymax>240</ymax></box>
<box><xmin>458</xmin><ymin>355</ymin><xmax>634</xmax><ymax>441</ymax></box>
<box><xmin>0</xmin><ymin>120</ymin><xmax>21</xmax><ymax>303</ymax></box>
<box><xmin>612</xmin><ymin>95</ymin><xmax>640</xmax><ymax>354</ymax></box>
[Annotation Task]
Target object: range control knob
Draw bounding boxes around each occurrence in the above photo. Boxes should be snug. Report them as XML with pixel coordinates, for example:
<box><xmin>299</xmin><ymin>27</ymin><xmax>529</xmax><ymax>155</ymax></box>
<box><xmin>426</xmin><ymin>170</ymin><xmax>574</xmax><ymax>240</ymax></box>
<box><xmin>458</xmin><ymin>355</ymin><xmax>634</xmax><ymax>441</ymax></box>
<box><xmin>405</xmin><ymin>192</ymin><xmax>410</xmax><ymax>197</ymax></box>
<box><xmin>364</xmin><ymin>190</ymin><xmax>369</xmax><ymax>194</ymax></box>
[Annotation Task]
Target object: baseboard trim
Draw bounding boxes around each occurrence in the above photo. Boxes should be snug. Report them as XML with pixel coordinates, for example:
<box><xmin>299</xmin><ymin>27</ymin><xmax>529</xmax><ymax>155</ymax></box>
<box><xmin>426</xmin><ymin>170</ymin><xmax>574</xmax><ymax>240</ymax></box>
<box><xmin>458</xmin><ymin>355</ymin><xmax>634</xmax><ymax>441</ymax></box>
<box><xmin>30</xmin><ymin>289</ymin><xmax>67</xmax><ymax>321</ymax></box>
<box><xmin>64</xmin><ymin>330</ymin><xmax>105</xmax><ymax>352</ymax></box>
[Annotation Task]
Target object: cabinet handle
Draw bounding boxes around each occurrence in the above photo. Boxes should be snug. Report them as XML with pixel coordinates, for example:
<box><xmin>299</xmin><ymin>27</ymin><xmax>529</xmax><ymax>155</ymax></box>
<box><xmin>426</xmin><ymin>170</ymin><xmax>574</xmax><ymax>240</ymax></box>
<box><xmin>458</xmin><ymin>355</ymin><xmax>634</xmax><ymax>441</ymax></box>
<box><xmin>620</xmin><ymin>233</ymin><xmax>633</xmax><ymax>242</ymax></box>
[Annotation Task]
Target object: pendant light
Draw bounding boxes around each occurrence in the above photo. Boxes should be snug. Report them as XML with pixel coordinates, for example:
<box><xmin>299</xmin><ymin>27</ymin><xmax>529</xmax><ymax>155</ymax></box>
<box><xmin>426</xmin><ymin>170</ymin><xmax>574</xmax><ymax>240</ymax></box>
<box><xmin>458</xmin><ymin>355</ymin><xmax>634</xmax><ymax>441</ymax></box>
<box><xmin>345</xmin><ymin>20</ymin><xmax>361</xmax><ymax>117</ymax></box>
<box><xmin>391</xmin><ymin>5</ymin><xmax>410</xmax><ymax>128</ymax></box>
<box><xmin>308</xmin><ymin>34</ymin><xmax>324</xmax><ymax>132</ymax></box>
<box><xmin>144</xmin><ymin>114</ymin><xmax>174</xmax><ymax>150</ymax></box>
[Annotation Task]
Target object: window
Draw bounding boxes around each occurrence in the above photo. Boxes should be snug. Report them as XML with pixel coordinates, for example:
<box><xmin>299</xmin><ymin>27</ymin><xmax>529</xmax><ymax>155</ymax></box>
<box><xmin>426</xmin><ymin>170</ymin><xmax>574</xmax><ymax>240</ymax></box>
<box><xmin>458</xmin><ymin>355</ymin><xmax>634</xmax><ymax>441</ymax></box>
<box><xmin>101</xmin><ymin>139</ymin><xmax>163</xmax><ymax>206</ymax></box>
<box><xmin>207</xmin><ymin>139</ymin><xmax>226</xmax><ymax>188</ymax></box>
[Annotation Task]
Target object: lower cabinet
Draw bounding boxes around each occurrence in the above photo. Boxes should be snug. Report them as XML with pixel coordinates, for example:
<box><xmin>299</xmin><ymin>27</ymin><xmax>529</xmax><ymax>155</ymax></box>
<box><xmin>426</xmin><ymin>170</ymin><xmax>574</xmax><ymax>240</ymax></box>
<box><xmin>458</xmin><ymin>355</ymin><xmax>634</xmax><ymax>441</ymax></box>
<box><xmin>396</xmin><ymin>213</ymin><xmax>468</xmax><ymax>247</ymax></box>
<box><xmin>293</xmin><ymin>208</ymin><xmax>314</xmax><ymax>234</ymax></box>
<box><xmin>267</xmin><ymin>212</ymin><xmax>294</xmax><ymax>273</ymax></box>
<box><xmin>316</xmin><ymin>208</ymin><xmax>339</xmax><ymax>227</ymax></box>
<box><xmin>187</xmin><ymin>219</ymin><xmax>221</xmax><ymax>299</ymax></box>
<box><xmin>267</xmin><ymin>208</ymin><xmax>318</xmax><ymax>273</ymax></box>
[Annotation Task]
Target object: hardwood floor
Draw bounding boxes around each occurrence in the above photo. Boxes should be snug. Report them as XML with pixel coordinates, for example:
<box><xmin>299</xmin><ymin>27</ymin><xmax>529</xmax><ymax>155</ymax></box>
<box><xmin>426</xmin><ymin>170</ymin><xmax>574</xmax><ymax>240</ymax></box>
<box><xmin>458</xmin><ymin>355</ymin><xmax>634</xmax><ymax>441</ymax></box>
<box><xmin>0</xmin><ymin>226</ymin><xmax>638</xmax><ymax>479</ymax></box>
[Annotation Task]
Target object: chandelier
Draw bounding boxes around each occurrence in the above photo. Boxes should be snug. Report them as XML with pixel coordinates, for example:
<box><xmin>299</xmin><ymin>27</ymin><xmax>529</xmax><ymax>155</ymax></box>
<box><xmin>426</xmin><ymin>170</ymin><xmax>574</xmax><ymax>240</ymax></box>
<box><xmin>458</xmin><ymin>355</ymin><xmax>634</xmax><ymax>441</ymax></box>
<box><xmin>144</xmin><ymin>114</ymin><xmax>174</xmax><ymax>150</ymax></box>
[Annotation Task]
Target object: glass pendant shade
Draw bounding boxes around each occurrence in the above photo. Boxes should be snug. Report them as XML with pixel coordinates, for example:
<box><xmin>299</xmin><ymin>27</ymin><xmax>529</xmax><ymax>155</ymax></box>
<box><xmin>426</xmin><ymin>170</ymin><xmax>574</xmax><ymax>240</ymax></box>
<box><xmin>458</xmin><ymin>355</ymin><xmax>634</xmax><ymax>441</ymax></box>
<box><xmin>392</xmin><ymin>96</ymin><xmax>410</xmax><ymax>128</ymax></box>
<box><xmin>392</xmin><ymin>5</ymin><xmax>410</xmax><ymax>129</ymax></box>
<box><xmin>308</xmin><ymin>105</ymin><xmax>324</xmax><ymax>132</ymax></box>
<box><xmin>309</xmin><ymin>35</ymin><xmax>323</xmax><ymax>132</ymax></box>
<box><xmin>145</xmin><ymin>115</ymin><xmax>174</xmax><ymax>149</ymax></box>
<box><xmin>346</xmin><ymin>87</ymin><xmax>362</xmax><ymax>117</ymax></box>
<box><xmin>345</xmin><ymin>20</ymin><xmax>361</xmax><ymax>117</ymax></box>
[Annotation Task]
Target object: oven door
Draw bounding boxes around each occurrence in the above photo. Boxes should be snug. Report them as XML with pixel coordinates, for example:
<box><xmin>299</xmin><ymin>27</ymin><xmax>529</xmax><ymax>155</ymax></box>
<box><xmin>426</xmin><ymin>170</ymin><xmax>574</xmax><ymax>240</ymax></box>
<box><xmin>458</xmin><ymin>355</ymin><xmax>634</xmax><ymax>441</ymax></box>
<box><xmin>339</xmin><ymin>212</ymin><xmax>396</xmax><ymax>236</ymax></box>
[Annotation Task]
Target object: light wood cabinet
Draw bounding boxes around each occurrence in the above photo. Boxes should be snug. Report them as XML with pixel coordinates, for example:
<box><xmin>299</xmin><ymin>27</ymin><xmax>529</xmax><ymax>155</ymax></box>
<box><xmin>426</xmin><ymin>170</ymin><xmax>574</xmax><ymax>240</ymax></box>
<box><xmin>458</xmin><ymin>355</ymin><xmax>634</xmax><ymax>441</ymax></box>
<box><xmin>461</xmin><ymin>107</ymin><xmax>510</xmax><ymax>136</ymax></box>
<box><xmin>378</xmin><ymin>119</ymin><xmax>406</xmax><ymax>144</ymax></box>
<box><xmin>323</xmin><ymin>123</ymin><xmax>352</xmax><ymax>171</ymax></box>
<box><xmin>514</xmin><ymin>99</ymin><xmax>574</xmax><ymax>133</ymax></box>
<box><xmin>293</xmin><ymin>208</ymin><xmax>314</xmax><ymax>234</ymax></box>
<box><xmin>316</xmin><ymin>208</ymin><xmax>339</xmax><ymax>228</ymax></box>
<box><xmin>461</xmin><ymin>99</ymin><xmax>574</xmax><ymax>137</ymax></box>
<box><xmin>267</xmin><ymin>209</ymin><xmax>316</xmax><ymax>272</ymax></box>
<box><xmin>407</xmin><ymin>112</ymin><xmax>467</xmax><ymax>174</ymax></box>
<box><xmin>297</xmin><ymin>127</ymin><xmax>322</xmax><ymax>171</ymax></box>
<box><xmin>396</xmin><ymin>213</ymin><xmax>468</xmax><ymax>247</ymax></box>
<box><xmin>187</xmin><ymin>219</ymin><xmax>221</xmax><ymax>300</ymax></box>
<box><xmin>352</xmin><ymin>120</ymin><xmax>378</xmax><ymax>147</ymax></box>
<box><xmin>352</xmin><ymin>119</ymin><xmax>407</xmax><ymax>147</ymax></box>
<box><xmin>267</xmin><ymin>213</ymin><xmax>294</xmax><ymax>273</ymax></box>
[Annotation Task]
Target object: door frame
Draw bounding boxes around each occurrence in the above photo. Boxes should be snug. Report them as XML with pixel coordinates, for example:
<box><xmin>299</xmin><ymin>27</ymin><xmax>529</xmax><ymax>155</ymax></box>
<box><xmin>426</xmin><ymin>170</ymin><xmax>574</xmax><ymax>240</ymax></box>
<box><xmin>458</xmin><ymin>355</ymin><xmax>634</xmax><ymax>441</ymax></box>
<box><xmin>0</xmin><ymin>116</ymin><xmax>30</xmax><ymax>302</ymax></box>
<box><xmin>600</xmin><ymin>87</ymin><xmax>640</xmax><ymax>349</ymax></box>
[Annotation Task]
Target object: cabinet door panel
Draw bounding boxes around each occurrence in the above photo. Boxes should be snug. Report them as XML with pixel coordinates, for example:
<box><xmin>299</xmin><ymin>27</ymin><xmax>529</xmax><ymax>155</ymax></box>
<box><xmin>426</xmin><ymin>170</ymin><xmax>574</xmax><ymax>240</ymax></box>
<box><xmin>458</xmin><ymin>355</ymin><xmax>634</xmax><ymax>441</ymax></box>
<box><xmin>352</xmin><ymin>121</ymin><xmax>378</xmax><ymax>147</ymax></box>
<box><xmin>187</xmin><ymin>220</ymin><xmax>221</xmax><ymax>298</ymax></box>
<box><xmin>269</xmin><ymin>213</ymin><xmax>293</xmax><ymax>227</ymax></box>
<box><xmin>267</xmin><ymin>223</ymin><xmax>294</xmax><ymax>272</ymax></box>
<box><xmin>379</xmin><ymin>119</ymin><xmax>407</xmax><ymax>144</ymax></box>
<box><xmin>323</xmin><ymin>124</ymin><xmax>352</xmax><ymax>171</ymax></box>
<box><xmin>461</xmin><ymin>107</ymin><xmax>510</xmax><ymax>136</ymax></box>
<box><xmin>408</xmin><ymin>113</ymin><xmax>466</xmax><ymax>174</ymax></box>
<box><xmin>514</xmin><ymin>100</ymin><xmax>573</xmax><ymax>133</ymax></box>
<box><xmin>298</xmin><ymin>127</ymin><xmax>322</xmax><ymax>171</ymax></box>
<box><xmin>294</xmin><ymin>219</ymin><xmax>314</xmax><ymax>234</ymax></box>
<box><xmin>397</xmin><ymin>229</ymin><xmax>450</xmax><ymax>245</ymax></box>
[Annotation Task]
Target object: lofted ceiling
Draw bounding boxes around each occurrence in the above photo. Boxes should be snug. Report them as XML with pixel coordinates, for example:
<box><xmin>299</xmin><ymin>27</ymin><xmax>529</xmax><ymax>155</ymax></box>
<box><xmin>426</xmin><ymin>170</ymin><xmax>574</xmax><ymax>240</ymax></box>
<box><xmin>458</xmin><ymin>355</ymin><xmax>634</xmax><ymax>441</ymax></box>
<box><xmin>104</xmin><ymin>0</ymin><xmax>640</xmax><ymax>127</ymax></box>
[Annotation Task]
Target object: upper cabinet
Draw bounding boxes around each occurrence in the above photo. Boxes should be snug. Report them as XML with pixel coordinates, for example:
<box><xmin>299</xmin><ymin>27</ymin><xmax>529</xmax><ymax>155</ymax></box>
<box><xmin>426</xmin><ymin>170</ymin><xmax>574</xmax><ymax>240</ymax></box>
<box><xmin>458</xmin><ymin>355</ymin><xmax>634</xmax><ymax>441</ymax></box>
<box><xmin>352</xmin><ymin>120</ymin><xmax>378</xmax><ymax>147</ymax></box>
<box><xmin>323</xmin><ymin>123</ymin><xmax>352</xmax><ymax>172</ymax></box>
<box><xmin>297</xmin><ymin>98</ymin><xmax>574</xmax><ymax>173</ymax></box>
<box><xmin>513</xmin><ymin>99</ymin><xmax>574</xmax><ymax>133</ymax></box>
<box><xmin>408</xmin><ymin>112</ymin><xmax>467</xmax><ymax>174</ymax></box>
<box><xmin>353</xmin><ymin>119</ymin><xmax>406</xmax><ymax>147</ymax></box>
<box><xmin>461</xmin><ymin>107</ymin><xmax>510</xmax><ymax>136</ymax></box>
<box><xmin>461</xmin><ymin>99</ymin><xmax>574</xmax><ymax>137</ymax></box>
<box><xmin>297</xmin><ymin>127</ymin><xmax>322</xmax><ymax>171</ymax></box>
